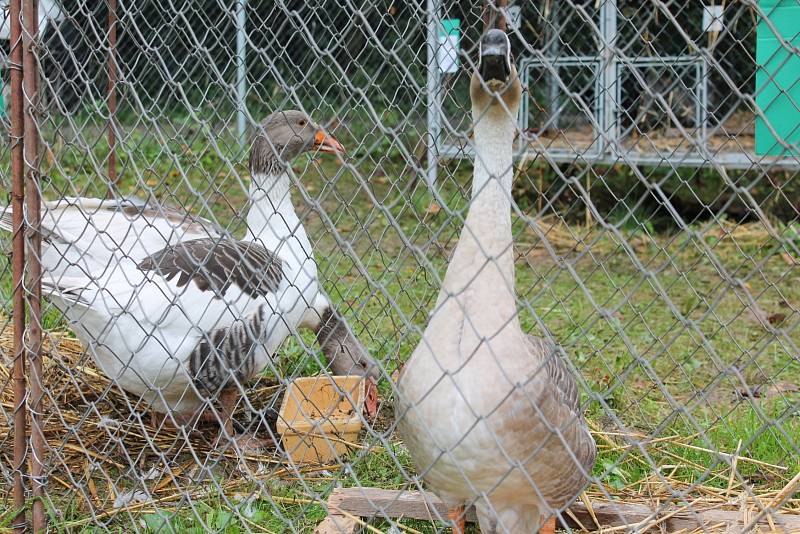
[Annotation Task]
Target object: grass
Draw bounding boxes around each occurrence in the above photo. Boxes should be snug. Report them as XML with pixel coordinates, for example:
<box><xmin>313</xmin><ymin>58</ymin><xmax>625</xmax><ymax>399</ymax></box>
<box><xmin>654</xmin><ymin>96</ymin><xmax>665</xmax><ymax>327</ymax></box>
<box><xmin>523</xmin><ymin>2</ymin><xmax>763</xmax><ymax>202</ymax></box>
<box><xmin>0</xmin><ymin>120</ymin><xmax>798</xmax><ymax>532</ymax></box>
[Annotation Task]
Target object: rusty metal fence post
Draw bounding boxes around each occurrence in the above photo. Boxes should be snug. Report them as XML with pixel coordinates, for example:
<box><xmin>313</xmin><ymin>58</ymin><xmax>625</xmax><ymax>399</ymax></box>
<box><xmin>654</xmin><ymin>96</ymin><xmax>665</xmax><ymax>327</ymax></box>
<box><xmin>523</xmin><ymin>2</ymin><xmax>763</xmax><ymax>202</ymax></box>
<box><xmin>7</xmin><ymin>0</ymin><xmax>44</xmax><ymax>530</ymax></box>
<box><xmin>22</xmin><ymin>0</ymin><xmax>44</xmax><ymax>531</ymax></box>
<box><xmin>107</xmin><ymin>0</ymin><xmax>117</xmax><ymax>194</ymax></box>
<box><xmin>8</xmin><ymin>0</ymin><xmax>27</xmax><ymax>531</ymax></box>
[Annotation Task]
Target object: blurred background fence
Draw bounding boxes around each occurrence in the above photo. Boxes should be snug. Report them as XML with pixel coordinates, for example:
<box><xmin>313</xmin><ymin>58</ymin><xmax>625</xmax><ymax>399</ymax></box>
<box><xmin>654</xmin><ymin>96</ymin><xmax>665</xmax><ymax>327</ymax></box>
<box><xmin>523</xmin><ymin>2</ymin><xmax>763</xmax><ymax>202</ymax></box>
<box><xmin>1</xmin><ymin>0</ymin><xmax>799</xmax><ymax>532</ymax></box>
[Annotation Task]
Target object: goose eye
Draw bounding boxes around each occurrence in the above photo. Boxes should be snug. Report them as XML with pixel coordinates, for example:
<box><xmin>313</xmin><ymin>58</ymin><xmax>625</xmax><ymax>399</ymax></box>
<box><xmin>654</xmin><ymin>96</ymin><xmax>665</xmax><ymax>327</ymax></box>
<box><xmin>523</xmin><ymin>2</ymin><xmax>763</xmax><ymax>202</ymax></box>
<box><xmin>298</xmin><ymin>119</ymin><xmax>307</xmax><ymax>127</ymax></box>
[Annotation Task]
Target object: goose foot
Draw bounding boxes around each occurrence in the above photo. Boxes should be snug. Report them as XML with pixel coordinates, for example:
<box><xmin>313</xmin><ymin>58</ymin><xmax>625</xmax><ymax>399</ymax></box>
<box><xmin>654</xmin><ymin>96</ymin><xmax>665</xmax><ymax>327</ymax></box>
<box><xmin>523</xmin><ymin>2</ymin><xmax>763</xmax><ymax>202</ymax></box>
<box><xmin>448</xmin><ymin>505</ymin><xmax>465</xmax><ymax>534</ymax></box>
<box><xmin>148</xmin><ymin>391</ymin><xmax>275</xmax><ymax>453</ymax></box>
<box><xmin>538</xmin><ymin>515</ymin><xmax>555</xmax><ymax>534</ymax></box>
<box><xmin>218</xmin><ymin>388</ymin><xmax>238</xmax><ymax>437</ymax></box>
<box><xmin>215</xmin><ymin>390</ymin><xmax>274</xmax><ymax>453</ymax></box>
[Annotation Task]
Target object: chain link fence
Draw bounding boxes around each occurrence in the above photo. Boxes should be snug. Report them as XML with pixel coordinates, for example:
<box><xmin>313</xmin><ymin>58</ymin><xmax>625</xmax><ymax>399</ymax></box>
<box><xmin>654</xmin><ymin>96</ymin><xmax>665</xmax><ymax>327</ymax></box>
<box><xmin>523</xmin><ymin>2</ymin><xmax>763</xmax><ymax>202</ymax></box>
<box><xmin>1</xmin><ymin>0</ymin><xmax>799</xmax><ymax>532</ymax></box>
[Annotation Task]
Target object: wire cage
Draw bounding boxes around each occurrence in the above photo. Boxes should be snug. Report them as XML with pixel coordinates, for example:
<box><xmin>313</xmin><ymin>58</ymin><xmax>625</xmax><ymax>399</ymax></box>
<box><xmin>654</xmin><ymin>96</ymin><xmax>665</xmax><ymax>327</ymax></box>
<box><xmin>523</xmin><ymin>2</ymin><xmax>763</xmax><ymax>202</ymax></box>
<box><xmin>0</xmin><ymin>0</ymin><xmax>798</xmax><ymax>533</ymax></box>
<box><xmin>434</xmin><ymin>0</ymin><xmax>800</xmax><ymax>171</ymax></box>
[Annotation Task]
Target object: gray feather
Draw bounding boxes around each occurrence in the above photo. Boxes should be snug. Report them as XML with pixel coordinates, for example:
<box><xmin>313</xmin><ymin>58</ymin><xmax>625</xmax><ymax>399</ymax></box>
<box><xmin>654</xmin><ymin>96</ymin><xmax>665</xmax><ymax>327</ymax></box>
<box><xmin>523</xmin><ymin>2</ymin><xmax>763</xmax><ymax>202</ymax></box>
<box><xmin>137</xmin><ymin>238</ymin><xmax>284</xmax><ymax>299</ymax></box>
<box><xmin>526</xmin><ymin>335</ymin><xmax>581</xmax><ymax>414</ymax></box>
<box><xmin>190</xmin><ymin>305</ymin><xmax>267</xmax><ymax>394</ymax></box>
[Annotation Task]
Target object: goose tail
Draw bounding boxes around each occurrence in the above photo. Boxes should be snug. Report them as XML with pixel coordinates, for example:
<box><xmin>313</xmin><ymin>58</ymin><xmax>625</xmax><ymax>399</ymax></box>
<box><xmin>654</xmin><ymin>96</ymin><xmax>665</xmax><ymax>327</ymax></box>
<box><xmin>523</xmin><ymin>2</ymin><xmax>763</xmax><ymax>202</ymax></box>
<box><xmin>42</xmin><ymin>275</ymin><xmax>94</xmax><ymax>307</ymax></box>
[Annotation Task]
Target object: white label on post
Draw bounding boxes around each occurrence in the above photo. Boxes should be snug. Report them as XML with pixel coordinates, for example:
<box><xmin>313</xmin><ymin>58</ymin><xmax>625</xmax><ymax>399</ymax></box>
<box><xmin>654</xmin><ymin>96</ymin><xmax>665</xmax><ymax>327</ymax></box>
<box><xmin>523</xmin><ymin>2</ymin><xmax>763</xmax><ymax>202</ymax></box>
<box><xmin>438</xmin><ymin>35</ymin><xmax>459</xmax><ymax>73</ymax></box>
<box><xmin>703</xmin><ymin>5</ymin><xmax>724</xmax><ymax>33</ymax></box>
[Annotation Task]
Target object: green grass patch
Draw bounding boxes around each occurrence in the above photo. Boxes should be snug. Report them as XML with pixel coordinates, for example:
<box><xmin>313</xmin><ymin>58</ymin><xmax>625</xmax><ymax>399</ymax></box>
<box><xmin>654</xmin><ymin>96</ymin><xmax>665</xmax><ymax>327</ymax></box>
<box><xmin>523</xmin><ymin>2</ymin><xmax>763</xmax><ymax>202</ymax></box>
<box><xmin>0</xmin><ymin>125</ymin><xmax>797</xmax><ymax>532</ymax></box>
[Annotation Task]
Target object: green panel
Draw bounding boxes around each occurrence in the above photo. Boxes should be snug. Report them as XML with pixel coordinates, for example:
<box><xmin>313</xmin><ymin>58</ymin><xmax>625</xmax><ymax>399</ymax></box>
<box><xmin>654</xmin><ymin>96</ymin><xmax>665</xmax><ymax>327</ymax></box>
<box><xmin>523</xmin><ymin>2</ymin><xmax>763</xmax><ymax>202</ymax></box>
<box><xmin>437</xmin><ymin>19</ymin><xmax>461</xmax><ymax>73</ymax></box>
<box><xmin>439</xmin><ymin>18</ymin><xmax>460</xmax><ymax>37</ymax></box>
<box><xmin>755</xmin><ymin>0</ymin><xmax>800</xmax><ymax>156</ymax></box>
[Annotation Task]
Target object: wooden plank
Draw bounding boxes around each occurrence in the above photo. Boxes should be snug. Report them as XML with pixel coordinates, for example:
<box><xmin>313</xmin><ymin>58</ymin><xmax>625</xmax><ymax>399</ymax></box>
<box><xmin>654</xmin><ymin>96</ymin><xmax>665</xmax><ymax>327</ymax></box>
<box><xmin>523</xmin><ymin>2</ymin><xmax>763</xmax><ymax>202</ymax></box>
<box><xmin>567</xmin><ymin>501</ymin><xmax>800</xmax><ymax>532</ymax></box>
<box><xmin>326</xmin><ymin>488</ymin><xmax>800</xmax><ymax>532</ymax></box>
<box><xmin>314</xmin><ymin>514</ymin><xmax>359</xmax><ymax>534</ymax></box>
<box><xmin>328</xmin><ymin>487</ymin><xmax>477</xmax><ymax>523</ymax></box>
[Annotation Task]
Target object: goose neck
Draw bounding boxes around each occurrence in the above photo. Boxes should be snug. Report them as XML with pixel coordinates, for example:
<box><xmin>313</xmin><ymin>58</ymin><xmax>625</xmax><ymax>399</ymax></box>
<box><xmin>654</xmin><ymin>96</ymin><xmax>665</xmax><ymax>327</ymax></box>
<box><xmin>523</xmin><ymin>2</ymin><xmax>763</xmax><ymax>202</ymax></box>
<box><xmin>449</xmin><ymin>108</ymin><xmax>518</xmax><ymax>300</ymax></box>
<box><xmin>471</xmin><ymin>110</ymin><xmax>515</xmax><ymax>200</ymax></box>
<box><xmin>245</xmin><ymin>172</ymin><xmax>301</xmax><ymax>244</ymax></box>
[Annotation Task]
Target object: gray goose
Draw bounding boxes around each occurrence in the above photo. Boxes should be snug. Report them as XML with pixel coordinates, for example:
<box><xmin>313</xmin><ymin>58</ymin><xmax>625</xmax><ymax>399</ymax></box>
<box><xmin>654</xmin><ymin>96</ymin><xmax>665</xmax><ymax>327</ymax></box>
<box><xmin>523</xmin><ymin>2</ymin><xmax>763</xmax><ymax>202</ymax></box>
<box><xmin>395</xmin><ymin>30</ymin><xmax>596</xmax><ymax>532</ymax></box>
<box><xmin>1</xmin><ymin>110</ymin><xmax>378</xmax><ymax>449</ymax></box>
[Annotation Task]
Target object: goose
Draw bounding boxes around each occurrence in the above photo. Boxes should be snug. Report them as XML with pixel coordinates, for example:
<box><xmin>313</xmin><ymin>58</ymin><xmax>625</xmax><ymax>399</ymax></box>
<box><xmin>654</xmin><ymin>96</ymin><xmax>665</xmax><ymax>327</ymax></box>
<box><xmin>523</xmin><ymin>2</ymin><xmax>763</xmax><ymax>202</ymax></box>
<box><xmin>1</xmin><ymin>110</ymin><xmax>378</xmax><ymax>449</ymax></box>
<box><xmin>395</xmin><ymin>30</ymin><xmax>596</xmax><ymax>533</ymax></box>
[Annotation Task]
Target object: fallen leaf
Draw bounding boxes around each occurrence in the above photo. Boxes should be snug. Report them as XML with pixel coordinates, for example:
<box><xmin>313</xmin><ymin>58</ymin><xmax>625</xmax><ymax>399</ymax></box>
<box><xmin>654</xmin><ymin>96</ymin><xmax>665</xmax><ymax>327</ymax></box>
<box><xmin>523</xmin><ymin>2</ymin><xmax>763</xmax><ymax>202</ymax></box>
<box><xmin>737</xmin><ymin>382</ymin><xmax>799</xmax><ymax>400</ymax></box>
<box><xmin>114</xmin><ymin>490</ymin><xmax>150</xmax><ymax>509</ymax></box>
<box><xmin>425</xmin><ymin>202</ymin><xmax>441</xmax><ymax>215</ymax></box>
<box><xmin>145</xmin><ymin>178</ymin><xmax>157</xmax><ymax>187</ymax></box>
<box><xmin>767</xmin><ymin>312</ymin><xmax>787</xmax><ymax>326</ymax></box>
<box><xmin>782</xmin><ymin>252</ymin><xmax>797</xmax><ymax>266</ymax></box>
<box><xmin>391</xmin><ymin>366</ymin><xmax>403</xmax><ymax>383</ymax></box>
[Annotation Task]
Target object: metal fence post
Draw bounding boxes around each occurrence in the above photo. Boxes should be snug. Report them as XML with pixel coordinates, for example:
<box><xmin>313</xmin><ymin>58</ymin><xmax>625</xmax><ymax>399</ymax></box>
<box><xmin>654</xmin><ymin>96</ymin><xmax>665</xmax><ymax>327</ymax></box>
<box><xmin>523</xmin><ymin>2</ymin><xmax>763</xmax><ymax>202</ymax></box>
<box><xmin>107</xmin><ymin>0</ymin><xmax>117</xmax><ymax>194</ymax></box>
<box><xmin>547</xmin><ymin>4</ymin><xmax>562</xmax><ymax>131</ymax></box>
<box><xmin>22</xmin><ymin>0</ymin><xmax>44</xmax><ymax>530</ymax></box>
<box><xmin>8</xmin><ymin>0</ymin><xmax>28</xmax><ymax>531</ymax></box>
<box><xmin>425</xmin><ymin>0</ymin><xmax>439</xmax><ymax>189</ymax></box>
<box><xmin>236</xmin><ymin>0</ymin><xmax>247</xmax><ymax>147</ymax></box>
<box><xmin>598</xmin><ymin>0</ymin><xmax>618</xmax><ymax>153</ymax></box>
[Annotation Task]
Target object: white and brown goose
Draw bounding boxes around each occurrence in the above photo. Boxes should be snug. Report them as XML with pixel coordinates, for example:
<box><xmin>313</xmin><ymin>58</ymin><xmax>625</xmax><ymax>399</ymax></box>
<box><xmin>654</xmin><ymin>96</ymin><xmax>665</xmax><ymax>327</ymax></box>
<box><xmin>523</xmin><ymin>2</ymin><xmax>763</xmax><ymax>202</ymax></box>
<box><xmin>396</xmin><ymin>30</ymin><xmax>596</xmax><ymax>532</ymax></box>
<box><xmin>1</xmin><ymin>110</ymin><xmax>378</xmax><ymax>447</ymax></box>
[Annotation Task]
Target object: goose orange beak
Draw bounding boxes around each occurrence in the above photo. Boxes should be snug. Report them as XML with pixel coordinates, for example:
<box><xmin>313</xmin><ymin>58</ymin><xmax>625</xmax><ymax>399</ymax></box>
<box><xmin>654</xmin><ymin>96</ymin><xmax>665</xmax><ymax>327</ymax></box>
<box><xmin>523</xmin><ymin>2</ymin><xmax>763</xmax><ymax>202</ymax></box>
<box><xmin>364</xmin><ymin>376</ymin><xmax>378</xmax><ymax>421</ymax></box>
<box><xmin>314</xmin><ymin>130</ymin><xmax>345</xmax><ymax>155</ymax></box>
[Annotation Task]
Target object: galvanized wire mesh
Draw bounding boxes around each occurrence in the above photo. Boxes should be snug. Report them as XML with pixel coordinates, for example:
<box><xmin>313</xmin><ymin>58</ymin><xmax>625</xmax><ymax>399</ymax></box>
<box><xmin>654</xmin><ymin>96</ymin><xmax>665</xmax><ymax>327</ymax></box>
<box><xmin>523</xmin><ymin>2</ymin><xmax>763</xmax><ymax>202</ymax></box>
<box><xmin>1</xmin><ymin>0</ymin><xmax>799</xmax><ymax>532</ymax></box>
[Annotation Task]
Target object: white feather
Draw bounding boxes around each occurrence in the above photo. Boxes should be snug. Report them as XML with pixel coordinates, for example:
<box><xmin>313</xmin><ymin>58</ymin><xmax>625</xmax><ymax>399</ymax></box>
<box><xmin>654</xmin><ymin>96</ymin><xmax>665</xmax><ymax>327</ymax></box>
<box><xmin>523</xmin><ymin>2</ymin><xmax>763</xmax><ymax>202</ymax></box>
<box><xmin>2</xmin><ymin>175</ymin><xmax>324</xmax><ymax>415</ymax></box>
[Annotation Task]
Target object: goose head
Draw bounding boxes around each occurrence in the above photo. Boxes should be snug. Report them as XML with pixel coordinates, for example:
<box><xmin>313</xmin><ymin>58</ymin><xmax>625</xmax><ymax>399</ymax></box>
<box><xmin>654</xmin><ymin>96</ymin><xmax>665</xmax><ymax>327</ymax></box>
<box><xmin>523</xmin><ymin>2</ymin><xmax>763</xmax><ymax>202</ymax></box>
<box><xmin>249</xmin><ymin>110</ymin><xmax>344</xmax><ymax>177</ymax></box>
<box><xmin>316</xmin><ymin>307</ymin><xmax>380</xmax><ymax>380</ymax></box>
<box><xmin>470</xmin><ymin>29</ymin><xmax>522</xmax><ymax>118</ymax></box>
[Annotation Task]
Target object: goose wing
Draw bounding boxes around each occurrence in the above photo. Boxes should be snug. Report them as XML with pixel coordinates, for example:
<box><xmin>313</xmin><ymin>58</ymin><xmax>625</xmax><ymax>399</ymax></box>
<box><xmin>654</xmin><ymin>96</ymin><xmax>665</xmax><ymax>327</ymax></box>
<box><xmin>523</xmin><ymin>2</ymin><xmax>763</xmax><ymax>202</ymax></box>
<box><xmin>137</xmin><ymin>238</ymin><xmax>284</xmax><ymax>299</ymax></box>
<box><xmin>526</xmin><ymin>335</ymin><xmax>581</xmax><ymax>414</ymax></box>
<box><xmin>491</xmin><ymin>335</ymin><xmax>596</xmax><ymax>510</ymax></box>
